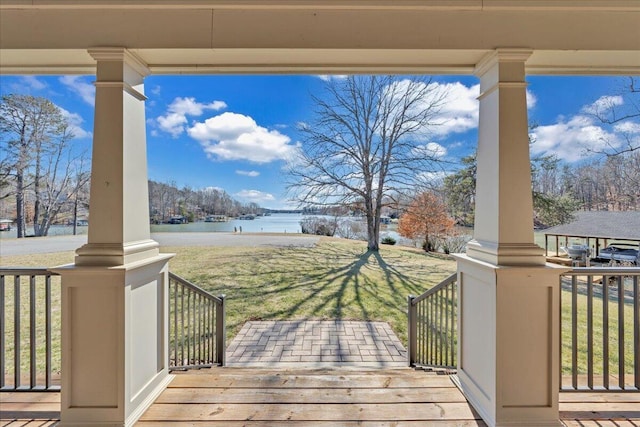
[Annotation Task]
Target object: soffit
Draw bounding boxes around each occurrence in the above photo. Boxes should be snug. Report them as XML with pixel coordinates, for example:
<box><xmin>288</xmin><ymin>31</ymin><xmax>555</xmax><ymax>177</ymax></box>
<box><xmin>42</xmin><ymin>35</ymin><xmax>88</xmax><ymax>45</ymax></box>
<box><xmin>0</xmin><ymin>2</ymin><xmax>638</xmax><ymax>75</ymax></box>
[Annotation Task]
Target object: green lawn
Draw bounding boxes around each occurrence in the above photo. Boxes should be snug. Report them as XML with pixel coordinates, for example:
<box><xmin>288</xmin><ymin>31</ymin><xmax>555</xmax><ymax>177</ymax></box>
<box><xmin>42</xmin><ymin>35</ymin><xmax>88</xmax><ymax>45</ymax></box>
<box><xmin>165</xmin><ymin>238</ymin><xmax>455</xmax><ymax>344</ymax></box>
<box><xmin>1</xmin><ymin>237</ymin><xmax>636</xmax><ymax>386</ymax></box>
<box><xmin>1</xmin><ymin>238</ymin><xmax>454</xmax><ymax>384</ymax></box>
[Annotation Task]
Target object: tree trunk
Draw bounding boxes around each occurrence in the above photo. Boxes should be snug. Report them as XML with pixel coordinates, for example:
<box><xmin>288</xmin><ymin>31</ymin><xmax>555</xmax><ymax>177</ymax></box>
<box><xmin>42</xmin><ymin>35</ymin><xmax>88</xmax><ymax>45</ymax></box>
<box><xmin>367</xmin><ymin>214</ymin><xmax>378</xmax><ymax>251</ymax></box>
<box><xmin>73</xmin><ymin>197</ymin><xmax>78</xmax><ymax>235</ymax></box>
<box><xmin>16</xmin><ymin>170</ymin><xmax>25</xmax><ymax>238</ymax></box>
<box><xmin>32</xmin><ymin>150</ymin><xmax>42</xmax><ymax>236</ymax></box>
<box><xmin>366</xmin><ymin>197</ymin><xmax>382</xmax><ymax>251</ymax></box>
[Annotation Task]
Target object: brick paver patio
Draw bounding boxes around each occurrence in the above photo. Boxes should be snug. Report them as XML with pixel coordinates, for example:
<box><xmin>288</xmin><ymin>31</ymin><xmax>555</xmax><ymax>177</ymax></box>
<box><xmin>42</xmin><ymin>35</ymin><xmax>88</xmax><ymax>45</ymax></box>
<box><xmin>226</xmin><ymin>320</ymin><xmax>408</xmax><ymax>367</ymax></box>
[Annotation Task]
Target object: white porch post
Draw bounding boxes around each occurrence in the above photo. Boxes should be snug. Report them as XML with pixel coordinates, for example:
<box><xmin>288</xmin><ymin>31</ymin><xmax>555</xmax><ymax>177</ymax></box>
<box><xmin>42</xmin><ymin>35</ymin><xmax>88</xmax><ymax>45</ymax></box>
<box><xmin>52</xmin><ymin>48</ymin><xmax>173</xmax><ymax>427</ymax></box>
<box><xmin>454</xmin><ymin>49</ymin><xmax>568</xmax><ymax>427</ymax></box>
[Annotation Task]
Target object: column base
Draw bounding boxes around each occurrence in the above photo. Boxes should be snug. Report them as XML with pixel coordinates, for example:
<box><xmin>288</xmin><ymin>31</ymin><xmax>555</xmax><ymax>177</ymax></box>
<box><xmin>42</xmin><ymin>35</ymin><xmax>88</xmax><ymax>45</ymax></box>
<box><xmin>53</xmin><ymin>253</ymin><xmax>174</xmax><ymax>427</ymax></box>
<box><xmin>75</xmin><ymin>239</ymin><xmax>160</xmax><ymax>266</ymax></box>
<box><xmin>466</xmin><ymin>239</ymin><xmax>545</xmax><ymax>266</ymax></box>
<box><xmin>454</xmin><ymin>254</ymin><xmax>569</xmax><ymax>427</ymax></box>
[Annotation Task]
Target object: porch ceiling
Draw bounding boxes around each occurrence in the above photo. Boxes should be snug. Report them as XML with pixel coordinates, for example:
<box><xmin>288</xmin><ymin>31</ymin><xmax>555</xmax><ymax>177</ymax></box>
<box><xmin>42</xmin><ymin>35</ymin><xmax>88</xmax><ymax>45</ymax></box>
<box><xmin>1</xmin><ymin>1</ymin><xmax>639</xmax><ymax>75</ymax></box>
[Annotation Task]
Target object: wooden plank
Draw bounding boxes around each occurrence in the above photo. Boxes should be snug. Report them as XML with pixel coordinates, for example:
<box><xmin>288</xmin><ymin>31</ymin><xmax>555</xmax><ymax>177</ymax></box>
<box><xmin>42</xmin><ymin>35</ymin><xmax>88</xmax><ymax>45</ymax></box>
<box><xmin>560</xmin><ymin>400</ymin><xmax>640</xmax><ymax>420</ymax></box>
<box><xmin>155</xmin><ymin>386</ymin><xmax>467</xmax><ymax>404</ymax></box>
<box><xmin>0</xmin><ymin>402</ymin><xmax>60</xmax><ymax>412</ymax></box>
<box><xmin>169</xmin><ymin>373</ymin><xmax>455</xmax><ymax>389</ymax></box>
<box><xmin>559</xmin><ymin>392</ymin><xmax>640</xmax><ymax>403</ymax></box>
<box><xmin>1</xmin><ymin>421</ymin><xmax>59</xmax><ymax>427</ymax></box>
<box><xmin>139</xmin><ymin>402</ymin><xmax>480</xmax><ymax>422</ymax></box>
<box><xmin>173</xmin><ymin>368</ymin><xmax>442</xmax><ymax>378</ymax></box>
<box><xmin>562</xmin><ymin>421</ymin><xmax>640</xmax><ymax>427</ymax></box>
<box><xmin>0</xmin><ymin>392</ymin><xmax>61</xmax><ymax>403</ymax></box>
<box><xmin>560</xmin><ymin>402</ymin><xmax>640</xmax><ymax>412</ymax></box>
<box><xmin>136</xmin><ymin>421</ymin><xmax>488</xmax><ymax>427</ymax></box>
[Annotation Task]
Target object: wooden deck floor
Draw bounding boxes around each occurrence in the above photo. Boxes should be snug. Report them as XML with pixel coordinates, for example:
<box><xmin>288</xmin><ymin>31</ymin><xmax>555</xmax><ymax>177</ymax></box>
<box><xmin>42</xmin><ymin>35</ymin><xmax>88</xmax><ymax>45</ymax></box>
<box><xmin>2</xmin><ymin>368</ymin><xmax>639</xmax><ymax>426</ymax></box>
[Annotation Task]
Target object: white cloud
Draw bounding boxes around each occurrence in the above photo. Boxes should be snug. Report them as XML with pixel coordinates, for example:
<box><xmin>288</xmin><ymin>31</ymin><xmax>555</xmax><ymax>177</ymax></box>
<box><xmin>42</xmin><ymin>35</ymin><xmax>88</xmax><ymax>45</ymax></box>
<box><xmin>416</xmin><ymin>82</ymin><xmax>536</xmax><ymax>138</ymax></box>
<box><xmin>20</xmin><ymin>76</ymin><xmax>47</xmax><ymax>91</ymax></box>
<box><xmin>417</xmin><ymin>170</ymin><xmax>449</xmax><ymax>184</ymax></box>
<box><xmin>530</xmin><ymin>115</ymin><xmax>619</xmax><ymax>162</ymax></box>
<box><xmin>529</xmin><ymin>93</ymin><xmax>640</xmax><ymax>162</ymax></box>
<box><xmin>58</xmin><ymin>106</ymin><xmax>92</xmax><ymax>139</ymax></box>
<box><xmin>526</xmin><ymin>89</ymin><xmax>537</xmax><ymax>109</ymax></box>
<box><xmin>236</xmin><ymin>170</ymin><xmax>260</xmax><ymax>177</ymax></box>
<box><xmin>615</xmin><ymin>121</ymin><xmax>640</xmax><ymax>134</ymax></box>
<box><xmin>429</xmin><ymin>82</ymin><xmax>480</xmax><ymax>136</ymax></box>
<box><xmin>316</xmin><ymin>75</ymin><xmax>348</xmax><ymax>81</ymax></box>
<box><xmin>235</xmin><ymin>189</ymin><xmax>275</xmax><ymax>203</ymax></box>
<box><xmin>581</xmin><ymin>95</ymin><xmax>624</xmax><ymax>115</ymax></box>
<box><xmin>157</xmin><ymin>97</ymin><xmax>227</xmax><ymax>137</ymax></box>
<box><xmin>412</xmin><ymin>142</ymin><xmax>447</xmax><ymax>158</ymax></box>
<box><xmin>59</xmin><ymin>76</ymin><xmax>95</xmax><ymax>106</ymax></box>
<box><xmin>188</xmin><ymin>112</ymin><xmax>300</xmax><ymax>163</ymax></box>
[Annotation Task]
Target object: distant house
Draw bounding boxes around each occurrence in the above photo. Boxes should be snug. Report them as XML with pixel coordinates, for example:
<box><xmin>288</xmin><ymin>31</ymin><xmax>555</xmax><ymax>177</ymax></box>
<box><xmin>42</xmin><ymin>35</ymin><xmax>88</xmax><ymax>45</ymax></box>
<box><xmin>543</xmin><ymin>211</ymin><xmax>640</xmax><ymax>256</ymax></box>
<box><xmin>0</xmin><ymin>219</ymin><xmax>13</xmax><ymax>231</ymax></box>
<box><xmin>168</xmin><ymin>215</ymin><xmax>187</xmax><ymax>224</ymax></box>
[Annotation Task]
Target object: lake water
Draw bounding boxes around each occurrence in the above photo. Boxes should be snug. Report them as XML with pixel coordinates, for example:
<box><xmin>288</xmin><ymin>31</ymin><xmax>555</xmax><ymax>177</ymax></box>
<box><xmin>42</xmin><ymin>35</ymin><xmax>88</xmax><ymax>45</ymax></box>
<box><xmin>152</xmin><ymin>213</ymin><xmax>304</xmax><ymax>234</ymax></box>
<box><xmin>0</xmin><ymin>213</ymin><xmax>409</xmax><ymax>244</ymax></box>
<box><xmin>0</xmin><ymin>213</ymin><xmax>305</xmax><ymax>239</ymax></box>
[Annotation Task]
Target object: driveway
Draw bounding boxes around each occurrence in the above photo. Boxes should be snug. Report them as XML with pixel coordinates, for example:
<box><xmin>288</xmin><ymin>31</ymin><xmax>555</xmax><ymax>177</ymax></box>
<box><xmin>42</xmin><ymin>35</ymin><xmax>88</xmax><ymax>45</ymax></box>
<box><xmin>0</xmin><ymin>232</ymin><xmax>320</xmax><ymax>257</ymax></box>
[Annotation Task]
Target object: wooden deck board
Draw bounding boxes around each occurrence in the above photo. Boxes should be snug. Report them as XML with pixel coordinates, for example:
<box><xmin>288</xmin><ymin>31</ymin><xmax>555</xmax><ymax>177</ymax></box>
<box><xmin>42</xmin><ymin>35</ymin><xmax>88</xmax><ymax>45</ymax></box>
<box><xmin>155</xmin><ymin>387</ymin><xmax>467</xmax><ymax>404</ymax></box>
<box><xmin>562</xmin><ymin>421</ymin><xmax>640</xmax><ymax>427</ymax></box>
<box><xmin>3</xmin><ymin>369</ymin><xmax>639</xmax><ymax>426</ymax></box>
<box><xmin>1</xmin><ymin>421</ymin><xmax>60</xmax><ymax>427</ymax></box>
<box><xmin>139</xmin><ymin>402</ymin><xmax>480</xmax><ymax>422</ymax></box>
<box><xmin>140</xmin><ymin>369</ymin><xmax>482</xmax><ymax>424</ymax></box>
<box><xmin>169</xmin><ymin>371</ymin><xmax>455</xmax><ymax>389</ymax></box>
<box><xmin>559</xmin><ymin>392</ymin><xmax>640</xmax><ymax>402</ymax></box>
<box><xmin>136</xmin><ymin>422</ymin><xmax>488</xmax><ymax>426</ymax></box>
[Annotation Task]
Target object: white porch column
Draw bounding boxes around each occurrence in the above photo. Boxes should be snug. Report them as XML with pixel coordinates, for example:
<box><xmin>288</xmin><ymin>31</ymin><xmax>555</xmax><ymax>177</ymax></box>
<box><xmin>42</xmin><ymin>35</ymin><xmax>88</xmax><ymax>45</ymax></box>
<box><xmin>52</xmin><ymin>48</ymin><xmax>173</xmax><ymax>427</ymax></box>
<box><xmin>454</xmin><ymin>49</ymin><xmax>568</xmax><ymax>427</ymax></box>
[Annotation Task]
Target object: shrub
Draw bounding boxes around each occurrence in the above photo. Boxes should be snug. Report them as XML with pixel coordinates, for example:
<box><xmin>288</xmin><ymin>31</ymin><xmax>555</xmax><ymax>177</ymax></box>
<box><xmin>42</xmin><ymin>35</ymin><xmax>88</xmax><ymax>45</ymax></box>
<box><xmin>300</xmin><ymin>216</ymin><xmax>338</xmax><ymax>236</ymax></box>
<box><xmin>381</xmin><ymin>236</ymin><xmax>396</xmax><ymax>245</ymax></box>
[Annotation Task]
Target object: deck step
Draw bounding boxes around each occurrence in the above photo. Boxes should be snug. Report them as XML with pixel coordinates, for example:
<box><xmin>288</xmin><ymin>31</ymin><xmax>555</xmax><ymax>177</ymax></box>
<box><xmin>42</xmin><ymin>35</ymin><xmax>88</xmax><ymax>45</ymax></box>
<box><xmin>137</xmin><ymin>367</ymin><xmax>486</xmax><ymax>426</ymax></box>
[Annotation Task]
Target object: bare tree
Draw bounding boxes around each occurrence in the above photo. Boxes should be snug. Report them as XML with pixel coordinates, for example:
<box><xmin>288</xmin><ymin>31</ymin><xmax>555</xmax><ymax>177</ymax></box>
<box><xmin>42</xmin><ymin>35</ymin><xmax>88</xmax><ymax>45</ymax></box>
<box><xmin>0</xmin><ymin>94</ymin><xmax>90</xmax><ymax>237</ymax></box>
<box><xmin>588</xmin><ymin>76</ymin><xmax>640</xmax><ymax>156</ymax></box>
<box><xmin>288</xmin><ymin>75</ymin><xmax>448</xmax><ymax>251</ymax></box>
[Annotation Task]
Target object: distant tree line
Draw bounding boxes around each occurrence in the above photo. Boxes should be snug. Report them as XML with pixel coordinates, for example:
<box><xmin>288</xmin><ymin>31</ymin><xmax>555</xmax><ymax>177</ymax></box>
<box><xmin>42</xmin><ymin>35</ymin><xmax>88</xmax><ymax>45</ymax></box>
<box><xmin>443</xmin><ymin>150</ymin><xmax>640</xmax><ymax>228</ymax></box>
<box><xmin>148</xmin><ymin>180</ymin><xmax>262</xmax><ymax>223</ymax></box>
<box><xmin>0</xmin><ymin>94</ymin><xmax>91</xmax><ymax>237</ymax></box>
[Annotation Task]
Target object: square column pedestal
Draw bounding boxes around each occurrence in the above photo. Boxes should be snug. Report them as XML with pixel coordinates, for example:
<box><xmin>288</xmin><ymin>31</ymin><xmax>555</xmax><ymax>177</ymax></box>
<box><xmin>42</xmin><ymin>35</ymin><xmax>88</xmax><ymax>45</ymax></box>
<box><xmin>454</xmin><ymin>254</ymin><xmax>569</xmax><ymax>427</ymax></box>
<box><xmin>52</xmin><ymin>254</ymin><xmax>174</xmax><ymax>427</ymax></box>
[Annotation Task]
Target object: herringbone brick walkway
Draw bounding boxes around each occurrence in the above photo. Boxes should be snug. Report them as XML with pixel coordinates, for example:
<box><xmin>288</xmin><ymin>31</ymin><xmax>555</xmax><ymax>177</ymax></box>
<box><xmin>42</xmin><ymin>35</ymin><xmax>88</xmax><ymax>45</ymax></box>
<box><xmin>226</xmin><ymin>320</ymin><xmax>407</xmax><ymax>367</ymax></box>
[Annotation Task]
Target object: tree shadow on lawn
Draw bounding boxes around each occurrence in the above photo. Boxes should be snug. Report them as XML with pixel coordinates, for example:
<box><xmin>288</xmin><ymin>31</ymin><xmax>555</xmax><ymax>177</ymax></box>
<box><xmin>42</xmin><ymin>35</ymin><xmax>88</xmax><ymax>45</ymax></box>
<box><xmin>169</xmin><ymin>241</ymin><xmax>455</xmax><ymax>341</ymax></box>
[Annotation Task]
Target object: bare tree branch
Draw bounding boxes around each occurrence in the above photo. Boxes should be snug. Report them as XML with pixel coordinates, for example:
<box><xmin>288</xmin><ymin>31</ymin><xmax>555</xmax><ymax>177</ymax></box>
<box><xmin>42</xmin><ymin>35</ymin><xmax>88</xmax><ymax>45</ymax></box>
<box><xmin>287</xmin><ymin>75</ymin><xmax>449</xmax><ymax>250</ymax></box>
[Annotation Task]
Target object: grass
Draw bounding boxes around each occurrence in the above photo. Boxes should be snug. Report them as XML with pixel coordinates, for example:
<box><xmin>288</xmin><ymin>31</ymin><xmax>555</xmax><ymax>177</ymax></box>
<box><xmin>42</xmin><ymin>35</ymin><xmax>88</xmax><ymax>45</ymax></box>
<box><xmin>560</xmin><ymin>277</ymin><xmax>637</xmax><ymax>380</ymax></box>
<box><xmin>1</xmin><ymin>238</ymin><xmax>454</xmax><ymax>386</ymax></box>
<box><xmin>1</xmin><ymin>237</ymin><xmax>637</xmax><ymax>387</ymax></box>
<box><xmin>165</xmin><ymin>237</ymin><xmax>455</xmax><ymax>344</ymax></box>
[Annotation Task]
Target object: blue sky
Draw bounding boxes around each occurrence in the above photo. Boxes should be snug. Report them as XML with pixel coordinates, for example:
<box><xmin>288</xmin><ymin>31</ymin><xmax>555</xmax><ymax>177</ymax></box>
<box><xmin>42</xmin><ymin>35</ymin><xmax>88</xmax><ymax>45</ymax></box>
<box><xmin>1</xmin><ymin>74</ymin><xmax>635</xmax><ymax>209</ymax></box>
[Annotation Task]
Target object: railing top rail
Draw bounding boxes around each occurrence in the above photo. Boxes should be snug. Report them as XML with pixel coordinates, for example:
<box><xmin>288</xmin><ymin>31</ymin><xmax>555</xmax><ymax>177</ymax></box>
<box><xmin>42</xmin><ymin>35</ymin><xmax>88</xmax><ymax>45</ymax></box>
<box><xmin>563</xmin><ymin>267</ymin><xmax>640</xmax><ymax>276</ymax></box>
<box><xmin>0</xmin><ymin>267</ymin><xmax>59</xmax><ymax>276</ymax></box>
<box><xmin>411</xmin><ymin>273</ymin><xmax>457</xmax><ymax>305</ymax></box>
<box><xmin>169</xmin><ymin>271</ymin><xmax>223</xmax><ymax>303</ymax></box>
